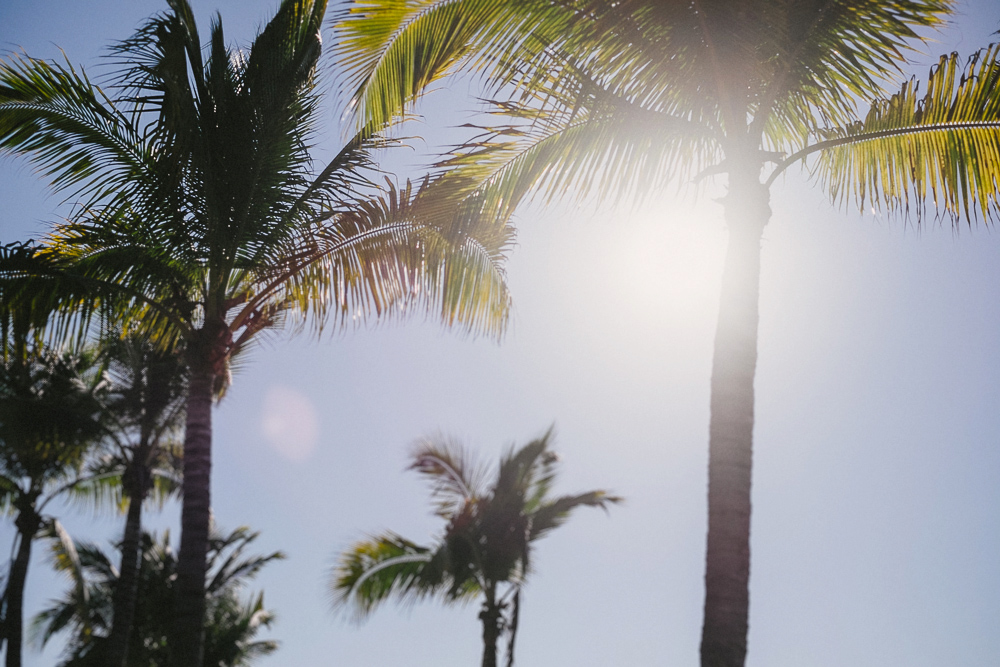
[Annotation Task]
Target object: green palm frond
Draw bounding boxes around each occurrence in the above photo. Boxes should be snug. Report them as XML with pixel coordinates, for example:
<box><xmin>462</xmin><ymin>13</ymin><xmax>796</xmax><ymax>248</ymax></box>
<box><xmin>0</xmin><ymin>237</ymin><xmax>192</xmax><ymax>351</ymax></box>
<box><xmin>55</xmin><ymin>471</ymin><xmax>125</xmax><ymax>514</ymax></box>
<box><xmin>434</xmin><ymin>99</ymin><xmax>720</xmax><ymax>224</ymax></box>
<box><xmin>797</xmin><ymin>44</ymin><xmax>1000</xmax><ymax>222</ymax></box>
<box><xmin>331</xmin><ymin>532</ymin><xmax>439</xmax><ymax>618</ymax></box>
<box><xmin>333</xmin><ymin>0</ymin><xmax>557</xmax><ymax>128</ymax></box>
<box><xmin>235</xmin><ymin>176</ymin><xmax>513</xmax><ymax>344</ymax></box>
<box><xmin>0</xmin><ymin>54</ymin><xmax>151</xmax><ymax>206</ymax></box>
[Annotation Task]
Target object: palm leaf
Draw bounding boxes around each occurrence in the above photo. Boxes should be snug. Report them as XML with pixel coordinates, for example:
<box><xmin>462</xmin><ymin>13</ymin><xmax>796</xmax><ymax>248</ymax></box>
<box><xmin>0</xmin><ymin>54</ymin><xmax>151</xmax><ymax>207</ymax></box>
<box><xmin>331</xmin><ymin>532</ymin><xmax>439</xmax><ymax>618</ymax></box>
<box><xmin>797</xmin><ymin>44</ymin><xmax>1000</xmax><ymax>222</ymax></box>
<box><xmin>409</xmin><ymin>435</ymin><xmax>489</xmax><ymax>516</ymax></box>
<box><xmin>529</xmin><ymin>490</ymin><xmax>622</xmax><ymax>542</ymax></box>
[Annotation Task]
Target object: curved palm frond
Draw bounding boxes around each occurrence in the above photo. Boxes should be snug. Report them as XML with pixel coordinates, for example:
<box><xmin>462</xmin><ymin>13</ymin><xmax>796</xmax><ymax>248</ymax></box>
<box><xmin>333</xmin><ymin>0</ymin><xmax>563</xmax><ymax>129</ymax></box>
<box><xmin>410</xmin><ymin>434</ymin><xmax>490</xmax><ymax>516</ymax></box>
<box><xmin>798</xmin><ymin>44</ymin><xmax>1000</xmax><ymax>222</ymax></box>
<box><xmin>232</xmin><ymin>176</ymin><xmax>513</xmax><ymax>345</ymax></box>
<box><xmin>331</xmin><ymin>532</ymin><xmax>439</xmax><ymax>618</ymax></box>
<box><xmin>0</xmin><ymin>54</ymin><xmax>151</xmax><ymax>207</ymax></box>
<box><xmin>0</xmin><ymin>237</ymin><xmax>193</xmax><ymax>353</ymax></box>
<box><xmin>433</xmin><ymin>97</ymin><xmax>721</xmax><ymax>226</ymax></box>
<box><xmin>205</xmin><ymin>527</ymin><xmax>285</xmax><ymax>597</ymax></box>
<box><xmin>528</xmin><ymin>490</ymin><xmax>621</xmax><ymax>542</ymax></box>
<box><xmin>54</xmin><ymin>470</ymin><xmax>125</xmax><ymax>514</ymax></box>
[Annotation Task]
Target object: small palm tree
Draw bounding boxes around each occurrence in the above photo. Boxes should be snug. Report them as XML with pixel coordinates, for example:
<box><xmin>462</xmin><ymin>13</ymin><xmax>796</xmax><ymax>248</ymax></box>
<box><xmin>0</xmin><ymin>347</ymin><xmax>110</xmax><ymax>667</ymax></box>
<box><xmin>332</xmin><ymin>429</ymin><xmax>620</xmax><ymax>667</ymax></box>
<box><xmin>33</xmin><ymin>525</ymin><xmax>282</xmax><ymax>667</ymax></box>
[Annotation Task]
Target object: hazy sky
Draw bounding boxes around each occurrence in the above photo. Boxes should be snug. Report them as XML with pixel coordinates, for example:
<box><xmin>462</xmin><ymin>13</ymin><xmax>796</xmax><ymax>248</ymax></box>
<box><xmin>2</xmin><ymin>2</ymin><xmax>1000</xmax><ymax>666</ymax></box>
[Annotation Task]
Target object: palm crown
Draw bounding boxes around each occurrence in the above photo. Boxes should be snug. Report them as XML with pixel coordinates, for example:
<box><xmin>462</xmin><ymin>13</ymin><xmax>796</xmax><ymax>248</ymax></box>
<box><xmin>332</xmin><ymin>430</ymin><xmax>620</xmax><ymax>667</ymax></box>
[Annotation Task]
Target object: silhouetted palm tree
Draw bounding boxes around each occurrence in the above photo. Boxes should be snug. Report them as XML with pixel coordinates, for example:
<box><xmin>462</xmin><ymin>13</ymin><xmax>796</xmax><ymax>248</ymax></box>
<box><xmin>34</xmin><ymin>525</ymin><xmax>282</xmax><ymax>667</ymax></box>
<box><xmin>0</xmin><ymin>348</ymin><xmax>109</xmax><ymax>667</ymax></box>
<box><xmin>332</xmin><ymin>430</ymin><xmax>620</xmax><ymax>667</ymax></box>
<box><xmin>96</xmin><ymin>335</ymin><xmax>186</xmax><ymax>667</ymax></box>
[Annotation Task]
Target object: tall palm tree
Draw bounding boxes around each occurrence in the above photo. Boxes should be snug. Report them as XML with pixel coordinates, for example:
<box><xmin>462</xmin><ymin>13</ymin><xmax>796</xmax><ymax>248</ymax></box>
<box><xmin>332</xmin><ymin>430</ymin><xmax>620</xmax><ymax>667</ymax></box>
<box><xmin>0</xmin><ymin>347</ymin><xmax>110</xmax><ymax>667</ymax></box>
<box><xmin>0</xmin><ymin>0</ymin><xmax>512</xmax><ymax>663</ymax></box>
<box><xmin>33</xmin><ymin>524</ymin><xmax>282</xmax><ymax>667</ymax></box>
<box><xmin>332</xmin><ymin>2</ymin><xmax>1000</xmax><ymax>665</ymax></box>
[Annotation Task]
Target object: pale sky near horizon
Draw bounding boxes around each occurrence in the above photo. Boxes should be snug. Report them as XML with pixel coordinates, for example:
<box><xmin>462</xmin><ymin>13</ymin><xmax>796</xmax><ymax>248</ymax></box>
<box><xmin>2</xmin><ymin>1</ymin><xmax>1000</xmax><ymax>666</ymax></box>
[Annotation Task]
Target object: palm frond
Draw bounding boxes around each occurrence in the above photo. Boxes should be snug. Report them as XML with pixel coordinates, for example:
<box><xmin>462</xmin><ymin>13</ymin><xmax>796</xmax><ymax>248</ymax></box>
<box><xmin>205</xmin><ymin>526</ymin><xmax>285</xmax><ymax>596</ymax></box>
<box><xmin>797</xmin><ymin>45</ymin><xmax>1000</xmax><ymax>222</ymax></box>
<box><xmin>410</xmin><ymin>435</ymin><xmax>489</xmax><ymax>516</ymax></box>
<box><xmin>0</xmin><ymin>53</ymin><xmax>151</xmax><ymax>207</ymax></box>
<box><xmin>232</xmin><ymin>176</ymin><xmax>513</xmax><ymax>344</ymax></box>
<box><xmin>433</xmin><ymin>96</ymin><xmax>720</xmax><ymax>228</ymax></box>
<box><xmin>333</xmin><ymin>0</ymin><xmax>562</xmax><ymax>128</ymax></box>
<box><xmin>754</xmin><ymin>0</ymin><xmax>953</xmax><ymax>145</ymax></box>
<box><xmin>57</xmin><ymin>471</ymin><xmax>126</xmax><ymax>514</ymax></box>
<box><xmin>529</xmin><ymin>490</ymin><xmax>622</xmax><ymax>542</ymax></box>
<box><xmin>331</xmin><ymin>532</ymin><xmax>439</xmax><ymax>618</ymax></box>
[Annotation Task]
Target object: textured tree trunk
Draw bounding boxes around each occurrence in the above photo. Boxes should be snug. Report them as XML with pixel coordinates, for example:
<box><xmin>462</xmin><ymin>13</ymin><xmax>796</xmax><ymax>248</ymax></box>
<box><xmin>699</xmin><ymin>167</ymin><xmax>770</xmax><ymax>667</ymax></box>
<box><xmin>480</xmin><ymin>587</ymin><xmax>501</xmax><ymax>667</ymax></box>
<box><xmin>4</xmin><ymin>506</ymin><xmax>41</xmax><ymax>667</ymax></box>
<box><xmin>107</xmin><ymin>459</ymin><xmax>148</xmax><ymax>667</ymax></box>
<box><xmin>170</xmin><ymin>367</ymin><xmax>214</xmax><ymax>667</ymax></box>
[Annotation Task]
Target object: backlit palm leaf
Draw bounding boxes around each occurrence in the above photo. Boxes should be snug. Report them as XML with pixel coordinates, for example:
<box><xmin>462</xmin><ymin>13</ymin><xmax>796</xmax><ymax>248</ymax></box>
<box><xmin>804</xmin><ymin>45</ymin><xmax>1000</xmax><ymax>222</ymax></box>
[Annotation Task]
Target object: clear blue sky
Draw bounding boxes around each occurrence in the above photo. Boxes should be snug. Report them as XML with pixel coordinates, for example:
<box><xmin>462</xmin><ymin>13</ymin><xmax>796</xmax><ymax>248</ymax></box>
<box><xmin>2</xmin><ymin>1</ymin><xmax>1000</xmax><ymax>665</ymax></box>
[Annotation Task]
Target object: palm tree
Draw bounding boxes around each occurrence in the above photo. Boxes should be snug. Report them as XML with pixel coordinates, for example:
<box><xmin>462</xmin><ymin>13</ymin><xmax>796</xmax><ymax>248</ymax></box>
<box><xmin>0</xmin><ymin>0</ymin><xmax>512</xmax><ymax>662</ymax></box>
<box><xmin>95</xmin><ymin>335</ymin><xmax>186</xmax><ymax>667</ymax></box>
<box><xmin>332</xmin><ymin>430</ymin><xmax>620</xmax><ymax>667</ymax></box>
<box><xmin>332</xmin><ymin>2</ymin><xmax>1000</xmax><ymax>665</ymax></box>
<box><xmin>0</xmin><ymin>347</ymin><xmax>110</xmax><ymax>667</ymax></box>
<box><xmin>33</xmin><ymin>524</ymin><xmax>282</xmax><ymax>667</ymax></box>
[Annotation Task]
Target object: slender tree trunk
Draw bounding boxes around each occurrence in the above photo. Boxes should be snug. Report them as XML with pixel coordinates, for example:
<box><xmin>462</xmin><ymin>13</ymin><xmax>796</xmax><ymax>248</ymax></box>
<box><xmin>699</xmin><ymin>167</ymin><xmax>770</xmax><ymax>667</ymax></box>
<box><xmin>107</xmin><ymin>460</ymin><xmax>148</xmax><ymax>667</ymax></box>
<box><xmin>4</xmin><ymin>506</ymin><xmax>41</xmax><ymax>667</ymax></box>
<box><xmin>479</xmin><ymin>586</ymin><xmax>501</xmax><ymax>667</ymax></box>
<box><xmin>170</xmin><ymin>367</ymin><xmax>214</xmax><ymax>667</ymax></box>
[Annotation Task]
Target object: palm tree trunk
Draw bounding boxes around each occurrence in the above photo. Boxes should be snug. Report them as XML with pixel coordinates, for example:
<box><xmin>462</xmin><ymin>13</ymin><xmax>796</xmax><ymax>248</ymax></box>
<box><xmin>170</xmin><ymin>366</ymin><xmax>214</xmax><ymax>667</ymax></box>
<box><xmin>699</xmin><ymin>169</ymin><xmax>770</xmax><ymax>667</ymax></box>
<box><xmin>4</xmin><ymin>506</ymin><xmax>41</xmax><ymax>667</ymax></box>
<box><xmin>107</xmin><ymin>461</ymin><xmax>147</xmax><ymax>667</ymax></box>
<box><xmin>479</xmin><ymin>587</ymin><xmax>501</xmax><ymax>667</ymax></box>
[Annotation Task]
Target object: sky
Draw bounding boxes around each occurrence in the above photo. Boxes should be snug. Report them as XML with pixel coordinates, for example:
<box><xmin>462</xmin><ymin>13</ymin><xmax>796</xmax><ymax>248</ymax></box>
<box><xmin>2</xmin><ymin>1</ymin><xmax>1000</xmax><ymax>666</ymax></box>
